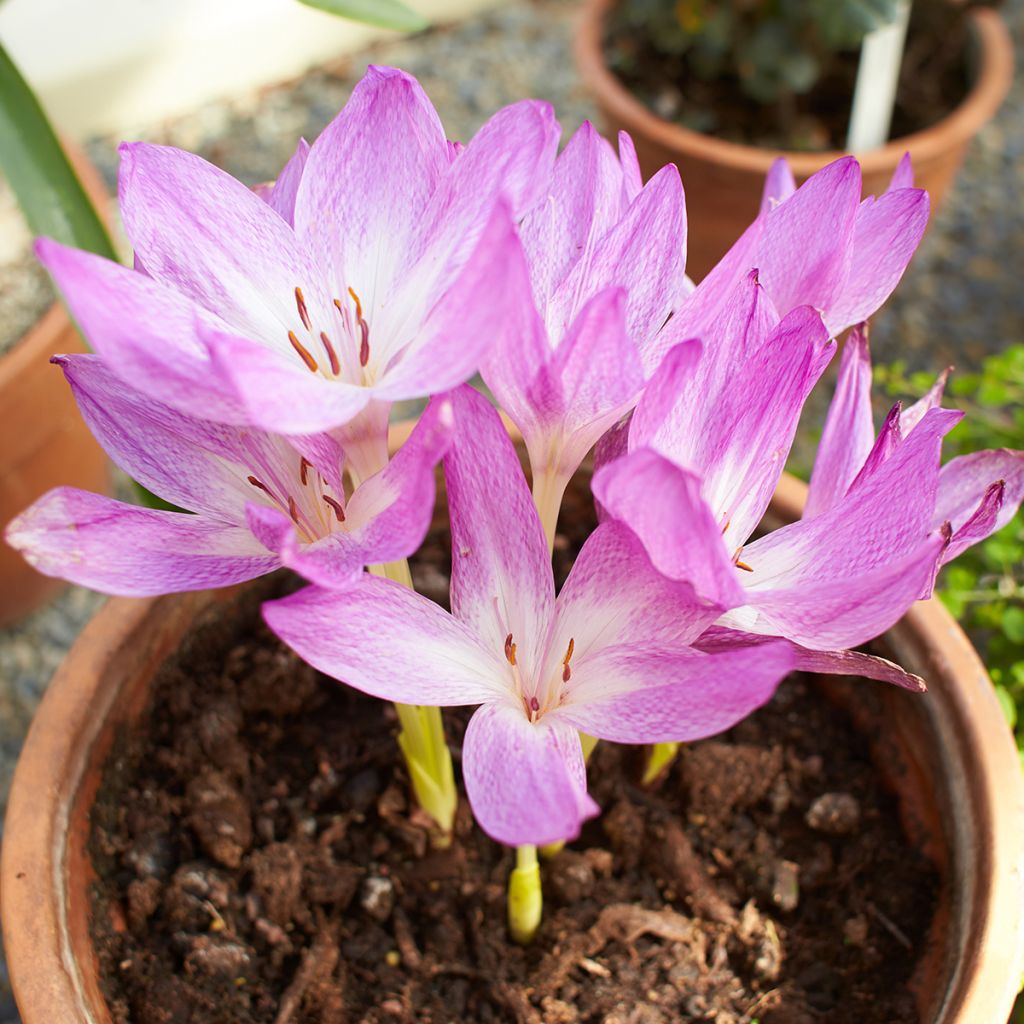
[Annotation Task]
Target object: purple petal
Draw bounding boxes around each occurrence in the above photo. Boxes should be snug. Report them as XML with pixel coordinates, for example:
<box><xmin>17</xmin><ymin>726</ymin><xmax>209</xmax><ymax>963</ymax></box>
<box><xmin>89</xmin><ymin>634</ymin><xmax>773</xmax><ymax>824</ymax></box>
<box><xmin>36</xmin><ymin>239</ymin><xmax>246</xmax><ymax>423</ymax></box>
<box><xmin>805</xmin><ymin>325</ymin><xmax>875</xmax><ymax>519</ymax></box>
<box><xmin>756</xmin><ymin>156</ymin><xmax>862</xmax><ymax>317</ymax></box>
<box><xmin>901</xmin><ymin>366</ymin><xmax>951</xmax><ymax>437</ymax></box>
<box><xmin>263</xmin><ymin>579</ymin><xmax>504</xmax><ymax>705</ymax></box>
<box><xmin>294</xmin><ymin>66</ymin><xmax>448</xmax><ymax>311</ymax></box>
<box><xmin>546</xmin><ymin>163</ymin><xmax>688</xmax><ymax>373</ymax></box>
<box><xmin>616</xmin><ymin>130</ymin><xmax>644</xmax><ymax>203</ymax></box>
<box><xmin>888</xmin><ymin>152</ymin><xmax>915</xmax><ymax>191</ymax></box>
<box><xmin>737</xmin><ymin>409</ymin><xmax>960</xmax><ymax>648</ymax></box>
<box><xmin>695</xmin><ymin>626</ymin><xmax>927</xmax><ymax>692</ymax></box>
<box><xmin>935</xmin><ymin>450</ymin><xmax>1024</xmax><ymax>559</ymax></box>
<box><xmin>823</xmin><ymin>186</ymin><xmax>930</xmax><ymax>335</ymax></box>
<box><xmin>519</xmin><ymin>121</ymin><xmax>628</xmax><ymax>306</ymax></box>
<box><xmin>462</xmin><ymin>702</ymin><xmax>598</xmax><ymax>847</ymax></box>
<box><xmin>558</xmin><ymin>642</ymin><xmax>793</xmax><ymax>743</ymax></box>
<box><xmin>372</xmin><ymin>202</ymin><xmax>524</xmax><ymax>401</ymax></box>
<box><xmin>263</xmin><ymin>138</ymin><xmax>310</xmax><ymax>226</ymax></box>
<box><xmin>204</xmin><ymin>326</ymin><xmax>371</xmax><ymax>433</ymax></box>
<box><xmin>759</xmin><ymin>157</ymin><xmax>797</xmax><ymax>213</ymax></box>
<box><xmin>341</xmin><ymin>395</ymin><xmax>455</xmax><ymax>563</ymax></box>
<box><xmin>591</xmin><ymin>449</ymin><xmax>747</xmax><ymax>610</ymax></box>
<box><xmin>119</xmin><ymin>142</ymin><xmax>323</xmax><ymax>344</ymax></box>
<box><xmin>5</xmin><ymin>488</ymin><xmax>276</xmax><ymax>596</ymax></box>
<box><xmin>444</xmin><ymin>386</ymin><xmax>555</xmax><ymax>679</ymax></box>
<box><xmin>847</xmin><ymin>401</ymin><xmax>905</xmax><ymax>494</ymax></box>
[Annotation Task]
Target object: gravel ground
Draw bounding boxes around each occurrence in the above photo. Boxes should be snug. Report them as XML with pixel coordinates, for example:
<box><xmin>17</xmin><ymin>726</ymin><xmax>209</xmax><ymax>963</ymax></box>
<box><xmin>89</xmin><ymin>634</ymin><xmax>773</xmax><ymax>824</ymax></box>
<box><xmin>0</xmin><ymin>0</ymin><xmax>1021</xmax><ymax>1018</ymax></box>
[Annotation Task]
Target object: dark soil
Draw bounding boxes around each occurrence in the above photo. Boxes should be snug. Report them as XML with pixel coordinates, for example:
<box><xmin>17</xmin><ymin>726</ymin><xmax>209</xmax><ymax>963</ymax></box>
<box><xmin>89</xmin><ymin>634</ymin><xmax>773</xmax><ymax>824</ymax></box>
<box><xmin>605</xmin><ymin>2</ymin><xmax>974</xmax><ymax>150</ymax></box>
<box><xmin>89</xmin><ymin>484</ymin><xmax>938</xmax><ymax>1024</ymax></box>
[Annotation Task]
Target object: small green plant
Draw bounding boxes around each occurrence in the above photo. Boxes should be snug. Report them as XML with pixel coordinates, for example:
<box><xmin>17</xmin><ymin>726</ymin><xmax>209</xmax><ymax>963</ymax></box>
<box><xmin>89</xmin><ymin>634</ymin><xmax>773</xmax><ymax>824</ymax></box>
<box><xmin>874</xmin><ymin>346</ymin><xmax>1024</xmax><ymax>770</ymax></box>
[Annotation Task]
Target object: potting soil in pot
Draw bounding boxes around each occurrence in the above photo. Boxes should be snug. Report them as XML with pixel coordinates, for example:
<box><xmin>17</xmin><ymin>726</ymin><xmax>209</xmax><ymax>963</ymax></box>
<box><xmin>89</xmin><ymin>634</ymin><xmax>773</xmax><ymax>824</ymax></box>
<box><xmin>89</xmin><ymin>487</ymin><xmax>938</xmax><ymax>1024</ymax></box>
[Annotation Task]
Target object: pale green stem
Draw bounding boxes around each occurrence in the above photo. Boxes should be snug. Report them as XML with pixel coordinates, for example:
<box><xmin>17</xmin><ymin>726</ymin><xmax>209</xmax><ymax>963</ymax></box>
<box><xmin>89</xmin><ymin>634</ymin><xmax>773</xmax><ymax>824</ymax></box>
<box><xmin>368</xmin><ymin>558</ymin><xmax>458</xmax><ymax>843</ymax></box>
<box><xmin>508</xmin><ymin>844</ymin><xmax>543</xmax><ymax>945</ymax></box>
<box><xmin>642</xmin><ymin>741</ymin><xmax>681</xmax><ymax>786</ymax></box>
<box><xmin>532</xmin><ymin>464</ymin><xmax>570</xmax><ymax>556</ymax></box>
<box><xmin>539</xmin><ymin>732</ymin><xmax>598</xmax><ymax>859</ymax></box>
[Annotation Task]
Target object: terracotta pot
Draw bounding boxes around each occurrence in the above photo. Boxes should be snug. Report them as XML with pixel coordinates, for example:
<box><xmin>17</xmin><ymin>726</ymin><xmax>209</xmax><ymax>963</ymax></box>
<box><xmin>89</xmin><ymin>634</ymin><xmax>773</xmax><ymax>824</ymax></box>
<box><xmin>3</xmin><ymin>463</ymin><xmax>1023</xmax><ymax>1023</ymax></box>
<box><xmin>0</xmin><ymin>144</ymin><xmax>111</xmax><ymax>626</ymax></box>
<box><xmin>575</xmin><ymin>0</ymin><xmax>1015</xmax><ymax>279</ymax></box>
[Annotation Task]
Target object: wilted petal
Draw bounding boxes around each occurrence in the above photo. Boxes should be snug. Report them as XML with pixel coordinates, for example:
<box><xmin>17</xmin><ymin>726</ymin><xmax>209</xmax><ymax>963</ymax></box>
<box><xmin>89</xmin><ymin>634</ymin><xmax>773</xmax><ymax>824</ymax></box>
<box><xmin>445</xmin><ymin>386</ymin><xmax>555</xmax><ymax>677</ymax></box>
<box><xmin>805</xmin><ymin>325</ymin><xmax>875</xmax><ymax>518</ymax></box>
<box><xmin>462</xmin><ymin>702</ymin><xmax>598</xmax><ymax>847</ymax></box>
<box><xmin>5</xmin><ymin>488</ymin><xmax>276</xmax><ymax>596</ymax></box>
<box><xmin>263</xmin><ymin>578</ymin><xmax>504</xmax><ymax>705</ymax></box>
<box><xmin>558</xmin><ymin>642</ymin><xmax>793</xmax><ymax>743</ymax></box>
<box><xmin>823</xmin><ymin>186</ymin><xmax>930</xmax><ymax>335</ymax></box>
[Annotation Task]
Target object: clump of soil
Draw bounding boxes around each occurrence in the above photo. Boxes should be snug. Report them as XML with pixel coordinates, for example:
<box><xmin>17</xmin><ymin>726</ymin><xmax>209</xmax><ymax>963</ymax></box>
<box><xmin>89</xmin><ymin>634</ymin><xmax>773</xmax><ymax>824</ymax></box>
<box><xmin>605</xmin><ymin>2</ymin><xmax>973</xmax><ymax>150</ymax></box>
<box><xmin>90</xmin><ymin>509</ymin><xmax>938</xmax><ymax>1024</ymax></box>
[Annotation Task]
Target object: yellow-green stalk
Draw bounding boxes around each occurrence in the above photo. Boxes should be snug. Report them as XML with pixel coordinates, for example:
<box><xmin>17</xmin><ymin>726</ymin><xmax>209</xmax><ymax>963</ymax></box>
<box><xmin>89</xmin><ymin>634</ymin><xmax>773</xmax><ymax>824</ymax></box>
<box><xmin>642</xmin><ymin>741</ymin><xmax>680</xmax><ymax>785</ymax></box>
<box><xmin>369</xmin><ymin>558</ymin><xmax>457</xmax><ymax>841</ymax></box>
<box><xmin>508</xmin><ymin>844</ymin><xmax>543</xmax><ymax>944</ymax></box>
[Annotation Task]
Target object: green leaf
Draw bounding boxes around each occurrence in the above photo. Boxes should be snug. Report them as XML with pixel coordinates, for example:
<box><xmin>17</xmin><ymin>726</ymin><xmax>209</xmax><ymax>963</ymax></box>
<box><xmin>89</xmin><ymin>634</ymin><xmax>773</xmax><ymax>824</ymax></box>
<box><xmin>295</xmin><ymin>0</ymin><xmax>428</xmax><ymax>32</ymax></box>
<box><xmin>1004</xmin><ymin>606</ymin><xmax>1024</xmax><ymax>645</ymax></box>
<box><xmin>0</xmin><ymin>42</ymin><xmax>116</xmax><ymax>261</ymax></box>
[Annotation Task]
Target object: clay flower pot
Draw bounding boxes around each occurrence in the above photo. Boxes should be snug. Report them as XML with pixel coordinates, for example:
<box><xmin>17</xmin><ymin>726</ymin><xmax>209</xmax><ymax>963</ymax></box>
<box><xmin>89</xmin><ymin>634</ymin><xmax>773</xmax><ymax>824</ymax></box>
<box><xmin>574</xmin><ymin>0</ymin><xmax>1015</xmax><ymax>279</ymax></box>
<box><xmin>3</xmin><ymin>461</ymin><xmax>1023</xmax><ymax>1022</ymax></box>
<box><xmin>0</xmin><ymin>144</ymin><xmax>111</xmax><ymax>626</ymax></box>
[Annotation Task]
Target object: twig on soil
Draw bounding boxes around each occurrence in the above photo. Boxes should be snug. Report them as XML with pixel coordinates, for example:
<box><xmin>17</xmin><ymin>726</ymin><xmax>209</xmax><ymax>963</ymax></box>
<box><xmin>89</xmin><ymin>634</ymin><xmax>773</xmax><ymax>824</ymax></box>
<box><xmin>273</xmin><ymin>916</ymin><xmax>341</xmax><ymax>1024</ymax></box>
<box><xmin>866</xmin><ymin>902</ymin><xmax>913</xmax><ymax>950</ymax></box>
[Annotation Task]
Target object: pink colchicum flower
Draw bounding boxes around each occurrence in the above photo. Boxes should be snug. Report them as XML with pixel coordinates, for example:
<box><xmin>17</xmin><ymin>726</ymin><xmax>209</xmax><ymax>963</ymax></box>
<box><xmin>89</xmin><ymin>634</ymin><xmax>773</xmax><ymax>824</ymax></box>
<box><xmin>645</xmin><ymin>153</ymin><xmax>929</xmax><ymax>370</ymax></box>
<box><xmin>479</xmin><ymin>122</ymin><xmax>688</xmax><ymax>525</ymax></box>
<box><xmin>34</xmin><ymin>65</ymin><xmax>559</xmax><ymax>477</ymax></box>
<box><xmin>596</xmin><ymin>320</ymin><xmax>1024</xmax><ymax>666</ymax></box>
<box><xmin>4</xmin><ymin>355</ymin><xmax>453</xmax><ymax>595</ymax></box>
<box><xmin>264</xmin><ymin>386</ymin><xmax>794</xmax><ymax>847</ymax></box>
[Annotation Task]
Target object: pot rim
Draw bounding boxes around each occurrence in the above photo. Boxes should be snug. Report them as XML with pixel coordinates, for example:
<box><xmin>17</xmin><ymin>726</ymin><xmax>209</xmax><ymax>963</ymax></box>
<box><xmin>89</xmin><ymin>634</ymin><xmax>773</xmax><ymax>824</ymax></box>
<box><xmin>3</xmin><ymin>469</ymin><xmax>1023</xmax><ymax>1023</ymax></box>
<box><xmin>574</xmin><ymin>0</ymin><xmax>1014</xmax><ymax>178</ymax></box>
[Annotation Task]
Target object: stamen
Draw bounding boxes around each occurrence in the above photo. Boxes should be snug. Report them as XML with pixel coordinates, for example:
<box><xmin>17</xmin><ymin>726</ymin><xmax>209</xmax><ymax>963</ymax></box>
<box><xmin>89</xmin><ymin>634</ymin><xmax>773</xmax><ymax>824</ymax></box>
<box><xmin>359</xmin><ymin>319</ymin><xmax>370</xmax><ymax>368</ymax></box>
<box><xmin>287</xmin><ymin>496</ymin><xmax>301</xmax><ymax>524</ymax></box>
<box><xmin>504</xmin><ymin>633</ymin><xmax>517</xmax><ymax>666</ymax></box>
<box><xmin>299</xmin><ymin>457</ymin><xmax>311</xmax><ymax>486</ymax></box>
<box><xmin>247</xmin><ymin>475</ymin><xmax>272</xmax><ymax>495</ymax></box>
<box><xmin>294</xmin><ymin>286</ymin><xmax>311</xmax><ymax>330</ymax></box>
<box><xmin>347</xmin><ymin>286</ymin><xmax>363</xmax><ymax>321</ymax></box>
<box><xmin>323</xmin><ymin>495</ymin><xmax>346</xmax><ymax>522</ymax></box>
<box><xmin>736</xmin><ymin>561</ymin><xmax>753</xmax><ymax>573</ymax></box>
<box><xmin>320</xmin><ymin>331</ymin><xmax>341</xmax><ymax>375</ymax></box>
<box><xmin>562</xmin><ymin>637</ymin><xmax>575</xmax><ymax>683</ymax></box>
<box><xmin>529</xmin><ymin>697</ymin><xmax>540</xmax><ymax>712</ymax></box>
<box><xmin>288</xmin><ymin>330</ymin><xmax>319</xmax><ymax>373</ymax></box>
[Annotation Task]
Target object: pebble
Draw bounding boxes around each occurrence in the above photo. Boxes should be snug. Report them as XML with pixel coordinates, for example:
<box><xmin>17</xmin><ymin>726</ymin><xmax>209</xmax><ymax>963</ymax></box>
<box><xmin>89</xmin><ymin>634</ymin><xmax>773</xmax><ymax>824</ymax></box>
<box><xmin>360</xmin><ymin>875</ymin><xmax>395</xmax><ymax>922</ymax></box>
<box><xmin>805</xmin><ymin>792</ymin><xmax>862</xmax><ymax>835</ymax></box>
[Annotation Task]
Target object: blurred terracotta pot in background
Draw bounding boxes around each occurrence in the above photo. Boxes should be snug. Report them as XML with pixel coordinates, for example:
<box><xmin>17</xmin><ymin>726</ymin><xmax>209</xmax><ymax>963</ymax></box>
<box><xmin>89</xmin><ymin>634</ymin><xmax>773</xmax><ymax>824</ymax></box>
<box><xmin>575</xmin><ymin>0</ymin><xmax>1014</xmax><ymax>279</ymax></box>
<box><xmin>0</xmin><ymin>144</ymin><xmax>110</xmax><ymax>627</ymax></box>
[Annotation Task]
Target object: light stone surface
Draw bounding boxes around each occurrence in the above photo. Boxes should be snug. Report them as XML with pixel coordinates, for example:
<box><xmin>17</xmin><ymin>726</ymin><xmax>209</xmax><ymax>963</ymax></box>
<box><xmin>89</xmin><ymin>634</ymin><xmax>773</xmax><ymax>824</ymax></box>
<box><xmin>1</xmin><ymin>0</ymin><xmax>1021</xmax><ymax>1017</ymax></box>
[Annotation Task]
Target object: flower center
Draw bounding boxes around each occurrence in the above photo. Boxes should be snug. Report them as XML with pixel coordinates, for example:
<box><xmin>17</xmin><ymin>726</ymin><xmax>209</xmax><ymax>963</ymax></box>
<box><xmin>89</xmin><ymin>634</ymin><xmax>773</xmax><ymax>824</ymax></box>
<box><xmin>286</xmin><ymin>284</ymin><xmax>371</xmax><ymax>383</ymax></box>
<box><xmin>246</xmin><ymin>455</ymin><xmax>347</xmax><ymax>545</ymax></box>
<box><xmin>504</xmin><ymin>632</ymin><xmax>576</xmax><ymax>722</ymax></box>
